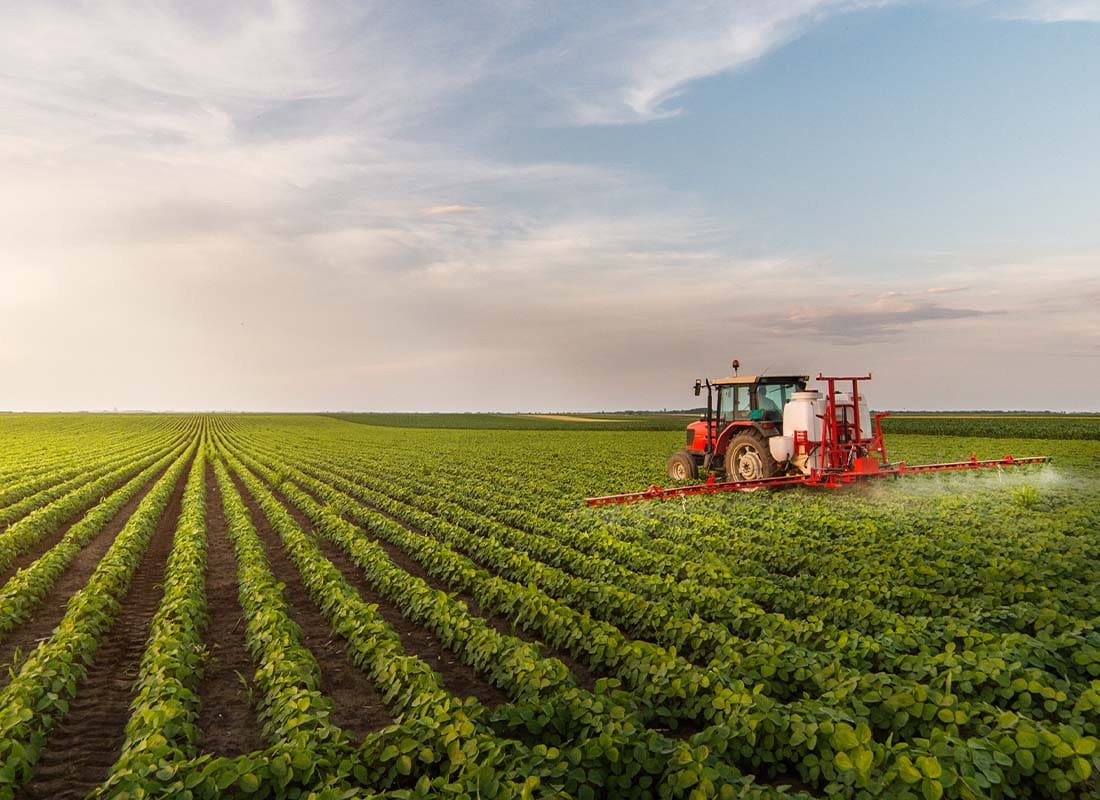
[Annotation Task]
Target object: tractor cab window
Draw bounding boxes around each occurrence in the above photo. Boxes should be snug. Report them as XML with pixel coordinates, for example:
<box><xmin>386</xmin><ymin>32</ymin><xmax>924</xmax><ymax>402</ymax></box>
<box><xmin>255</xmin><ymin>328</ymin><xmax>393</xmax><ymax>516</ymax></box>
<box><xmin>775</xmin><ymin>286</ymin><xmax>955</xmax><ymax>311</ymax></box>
<box><xmin>754</xmin><ymin>381</ymin><xmax>805</xmax><ymax>420</ymax></box>
<box><xmin>716</xmin><ymin>386</ymin><xmax>733</xmax><ymax>423</ymax></box>
<box><xmin>716</xmin><ymin>385</ymin><xmax>752</xmax><ymax>423</ymax></box>
<box><xmin>732</xmin><ymin>386</ymin><xmax>752</xmax><ymax>420</ymax></box>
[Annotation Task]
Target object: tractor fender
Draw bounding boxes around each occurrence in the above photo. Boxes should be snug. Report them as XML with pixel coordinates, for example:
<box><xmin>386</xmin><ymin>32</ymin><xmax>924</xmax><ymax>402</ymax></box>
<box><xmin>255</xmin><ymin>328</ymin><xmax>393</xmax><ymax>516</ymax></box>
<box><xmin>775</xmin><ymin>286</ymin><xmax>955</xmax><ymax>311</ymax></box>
<box><xmin>713</xmin><ymin>421</ymin><xmax>779</xmax><ymax>454</ymax></box>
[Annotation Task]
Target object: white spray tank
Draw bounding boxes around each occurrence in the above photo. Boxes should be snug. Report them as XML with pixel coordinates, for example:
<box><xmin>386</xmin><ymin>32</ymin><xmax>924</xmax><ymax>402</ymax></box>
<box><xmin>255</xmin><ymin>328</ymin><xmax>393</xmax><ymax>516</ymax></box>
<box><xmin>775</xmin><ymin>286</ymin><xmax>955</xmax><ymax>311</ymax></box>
<box><xmin>775</xmin><ymin>390</ymin><xmax>824</xmax><ymax>474</ymax></box>
<box><xmin>852</xmin><ymin>390</ymin><xmax>872</xmax><ymax>439</ymax></box>
<box><xmin>833</xmin><ymin>390</ymin><xmax>873</xmax><ymax>440</ymax></box>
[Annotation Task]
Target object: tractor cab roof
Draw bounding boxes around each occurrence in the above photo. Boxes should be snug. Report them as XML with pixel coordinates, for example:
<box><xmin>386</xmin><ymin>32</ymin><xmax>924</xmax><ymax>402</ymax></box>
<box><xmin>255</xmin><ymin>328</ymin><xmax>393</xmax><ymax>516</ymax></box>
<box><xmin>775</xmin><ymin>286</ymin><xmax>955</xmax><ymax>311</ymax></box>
<box><xmin>711</xmin><ymin>375</ymin><xmax>809</xmax><ymax>387</ymax></box>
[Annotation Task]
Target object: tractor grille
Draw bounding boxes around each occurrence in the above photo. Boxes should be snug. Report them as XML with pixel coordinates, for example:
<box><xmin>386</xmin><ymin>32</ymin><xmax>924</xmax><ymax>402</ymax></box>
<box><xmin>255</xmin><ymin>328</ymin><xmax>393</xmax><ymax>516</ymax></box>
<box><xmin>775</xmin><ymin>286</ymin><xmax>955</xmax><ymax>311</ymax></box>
<box><xmin>686</xmin><ymin>430</ymin><xmax>694</xmax><ymax>446</ymax></box>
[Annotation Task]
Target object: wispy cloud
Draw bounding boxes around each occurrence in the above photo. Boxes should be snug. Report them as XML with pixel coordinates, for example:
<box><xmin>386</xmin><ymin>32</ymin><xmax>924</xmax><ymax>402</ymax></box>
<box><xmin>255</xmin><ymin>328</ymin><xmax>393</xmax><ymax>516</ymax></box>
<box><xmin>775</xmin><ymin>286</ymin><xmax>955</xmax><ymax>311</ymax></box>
<box><xmin>510</xmin><ymin>1</ymin><xmax>896</xmax><ymax>124</ymax></box>
<box><xmin>420</xmin><ymin>205</ymin><xmax>484</xmax><ymax>216</ymax></box>
<box><xmin>762</xmin><ymin>293</ymin><xmax>998</xmax><ymax>343</ymax></box>
<box><xmin>992</xmin><ymin>1</ymin><xmax>1100</xmax><ymax>23</ymax></box>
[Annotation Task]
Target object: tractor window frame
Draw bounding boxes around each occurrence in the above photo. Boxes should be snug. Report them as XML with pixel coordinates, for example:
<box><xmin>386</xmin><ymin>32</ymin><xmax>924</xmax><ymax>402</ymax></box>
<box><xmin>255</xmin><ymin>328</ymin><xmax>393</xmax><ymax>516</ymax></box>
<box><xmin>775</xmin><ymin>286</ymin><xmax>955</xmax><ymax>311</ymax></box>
<box><xmin>755</xmin><ymin>384</ymin><xmax>785</xmax><ymax>418</ymax></box>
<box><xmin>754</xmin><ymin>380</ymin><xmax>807</xmax><ymax>420</ymax></box>
<box><xmin>732</xmin><ymin>385</ymin><xmax>752</xmax><ymax>421</ymax></box>
<box><xmin>716</xmin><ymin>386</ymin><xmax>734</xmax><ymax>424</ymax></box>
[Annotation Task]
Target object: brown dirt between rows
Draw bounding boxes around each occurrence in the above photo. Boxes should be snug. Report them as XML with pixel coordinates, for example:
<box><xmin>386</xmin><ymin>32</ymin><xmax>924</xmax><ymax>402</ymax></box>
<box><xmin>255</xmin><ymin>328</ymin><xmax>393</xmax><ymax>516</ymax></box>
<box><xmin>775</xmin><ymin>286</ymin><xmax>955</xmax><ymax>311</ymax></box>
<box><xmin>18</xmin><ymin>451</ymin><xmax>193</xmax><ymax>800</ymax></box>
<box><xmin>227</xmin><ymin>471</ymin><xmax>393</xmax><ymax>741</ymax></box>
<box><xmin>0</xmin><ymin>459</ymin><xmax>175</xmax><ymax>693</ymax></box>
<box><xmin>194</xmin><ymin>465</ymin><xmax>267</xmax><ymax>756</ymax></box>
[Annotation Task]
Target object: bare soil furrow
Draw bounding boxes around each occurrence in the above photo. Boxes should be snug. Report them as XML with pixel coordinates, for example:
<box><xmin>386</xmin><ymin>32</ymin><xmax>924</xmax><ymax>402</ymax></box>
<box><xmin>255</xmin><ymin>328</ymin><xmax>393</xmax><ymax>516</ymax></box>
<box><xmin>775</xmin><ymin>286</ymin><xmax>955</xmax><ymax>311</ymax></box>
<box><xmin>194</xmin><ymin>465</ymin><xmax>266</xmax><ymax>756</ymax></box>
<box><xmin>18</xmin><ymin>454</ymin><xmax>190</xmax><ymax>800</ymax></box>
<box><xmin>227</xmin><ymin>472</ymin><xmax>392</xmax><ymax>742</ymax></box>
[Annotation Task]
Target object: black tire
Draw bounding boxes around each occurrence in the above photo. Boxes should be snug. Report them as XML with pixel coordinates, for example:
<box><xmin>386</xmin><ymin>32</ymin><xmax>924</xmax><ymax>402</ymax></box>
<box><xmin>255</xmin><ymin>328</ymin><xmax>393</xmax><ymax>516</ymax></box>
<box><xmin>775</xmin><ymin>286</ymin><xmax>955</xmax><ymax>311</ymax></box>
<box><xmin>723</xmin><ymin>431</ymin><xmax>778</xmax><ymax>481</ymax></box>
<box><xmin>667</xmin><ymin>451</ymin><xmax>698</xmax><ymax>481</ymax></box>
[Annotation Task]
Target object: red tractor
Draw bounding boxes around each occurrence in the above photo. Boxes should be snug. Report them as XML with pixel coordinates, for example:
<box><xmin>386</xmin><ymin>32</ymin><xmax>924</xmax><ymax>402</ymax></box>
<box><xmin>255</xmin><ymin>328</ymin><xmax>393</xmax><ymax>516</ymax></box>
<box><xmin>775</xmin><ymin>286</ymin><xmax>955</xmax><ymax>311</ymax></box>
<box><xmin>669</xmin><ymin>366</ymin><xmax>814</xmax><ymax>482</ymax></box>
<box><xmin>586</xmin><ymin>361</ymin><xmax>1048</xmax><ymax>506</ymax></box>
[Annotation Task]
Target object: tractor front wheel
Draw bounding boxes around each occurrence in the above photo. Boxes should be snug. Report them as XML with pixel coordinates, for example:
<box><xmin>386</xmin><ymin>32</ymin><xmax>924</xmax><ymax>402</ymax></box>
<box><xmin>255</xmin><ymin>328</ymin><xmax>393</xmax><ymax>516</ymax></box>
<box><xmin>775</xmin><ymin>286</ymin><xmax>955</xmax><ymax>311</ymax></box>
<box><xmin>667</xmin><ymin>451</ymin><xmax>698</xmax><ymax>481</ymax></box>
<box><xmin>724</xmin><ymin>432</ymin><xmax>778</xmax><ymax>482</ymax></box>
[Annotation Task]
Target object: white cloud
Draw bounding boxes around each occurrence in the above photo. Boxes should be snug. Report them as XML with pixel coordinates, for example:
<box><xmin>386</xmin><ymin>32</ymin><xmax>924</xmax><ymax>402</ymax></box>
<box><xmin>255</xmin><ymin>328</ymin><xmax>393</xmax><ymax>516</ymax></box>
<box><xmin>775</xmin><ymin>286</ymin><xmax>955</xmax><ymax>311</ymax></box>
<box><xmin>510</xmin><ymin>1</ymin><xmax>895</xmax><ymax>124</ymax></box>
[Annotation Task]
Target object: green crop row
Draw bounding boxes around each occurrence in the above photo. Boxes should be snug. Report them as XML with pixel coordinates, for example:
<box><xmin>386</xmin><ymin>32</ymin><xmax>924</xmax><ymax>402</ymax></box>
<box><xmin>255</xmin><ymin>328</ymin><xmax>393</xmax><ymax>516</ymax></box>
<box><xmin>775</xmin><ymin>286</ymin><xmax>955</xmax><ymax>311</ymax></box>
<box><xmin>0</xmin><ymin>437</ymin><xmax>190</xmax><ymax>577</ymax></box>
<box><xmin>0</xmin><ymin>427</ymin><xmax>178</xmax><ymax>512</ymax></box>
<box><xmin>0</xmin><ymin>440</ymin><xmax>187</xmax><ymax>643</ymax></box>
<box><xmin>97</xmin><ymin>434</ymin><xmax>211</xmax><ymax>795</ymax></box>
<box><xmin>214</xmin><ymin>433</ymin><xmax>544</xmax><ymax>796</ymax></box>
<box><xmin>882</xmin><ymin>416</ymin><xmax>1100</xmax><ymax>440</ymax></box>
<box><xmin>0</xmin><ymin>437</ymin><xmax>196</xmax><ymax>798</ymax></box>
<box><xmin>325</xmin><ymin>413</ymin><xmax>691</xmax><ymax>431</ymax></box>
<box><xmin>0</xmin><ymin>414</ymin><xmax>189</xmax><ymax>485</ymax></box>
<box><xmin>0</xmin><ymin>429</ymin><xmax>184</xmax><ymax>531</ymax></box>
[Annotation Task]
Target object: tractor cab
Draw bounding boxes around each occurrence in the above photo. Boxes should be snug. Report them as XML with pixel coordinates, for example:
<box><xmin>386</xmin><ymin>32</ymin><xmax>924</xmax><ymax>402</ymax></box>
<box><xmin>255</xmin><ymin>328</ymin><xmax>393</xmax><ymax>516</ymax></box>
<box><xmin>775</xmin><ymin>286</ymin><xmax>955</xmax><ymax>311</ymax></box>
<box><xmin>711</xmin><ymin>376</ymin><xmax>807</xmax><ymax>425</ymax></box>
<box><xmin>669</xmin><ymin>365</ymin><xmax>808</xmax><ymax>481</ymax></box>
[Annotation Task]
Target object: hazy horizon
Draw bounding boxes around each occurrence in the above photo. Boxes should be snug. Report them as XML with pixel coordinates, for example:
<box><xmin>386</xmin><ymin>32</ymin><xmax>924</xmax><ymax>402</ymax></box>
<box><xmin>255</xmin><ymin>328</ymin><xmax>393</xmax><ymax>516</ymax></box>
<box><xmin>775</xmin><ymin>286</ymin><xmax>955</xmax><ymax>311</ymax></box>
<box><xmin>3</xmin><ymin>2</ymin><xmax>1098</xmax><ymax>413</ymax></box>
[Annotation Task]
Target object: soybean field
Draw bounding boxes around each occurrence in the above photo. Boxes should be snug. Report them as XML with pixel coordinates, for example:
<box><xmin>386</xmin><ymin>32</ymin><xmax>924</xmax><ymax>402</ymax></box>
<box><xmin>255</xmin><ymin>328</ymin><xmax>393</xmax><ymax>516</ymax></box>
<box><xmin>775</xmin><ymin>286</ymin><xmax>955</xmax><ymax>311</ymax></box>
<box><xmin>0</xmin><ymin>414</ymin><xmax>1096</xmax><ymax>799</ymax></box>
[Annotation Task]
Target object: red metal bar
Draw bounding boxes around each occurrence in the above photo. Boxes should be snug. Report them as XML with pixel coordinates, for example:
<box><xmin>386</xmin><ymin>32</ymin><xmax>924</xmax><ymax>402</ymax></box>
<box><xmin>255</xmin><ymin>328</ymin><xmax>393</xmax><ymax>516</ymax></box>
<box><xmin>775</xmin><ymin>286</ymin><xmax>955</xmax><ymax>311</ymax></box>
<box><xmin>584</xmin><ymin>454</ymin><xmax>1050</xmax><ymax>506</ymax></box>
<box><xmin>873</xmin><ymin>412</ymin><xmax>890</xmax><ymax>464</ymax></box>
<box><xmin>881</xmin><ymin>455</ymin><xmax>1049</xmax><ymax>475</ymax></box>
<box><xmin>585</xmin><ymin>473</ymin><xmax>810</xmax><ymax>506</ymax></box>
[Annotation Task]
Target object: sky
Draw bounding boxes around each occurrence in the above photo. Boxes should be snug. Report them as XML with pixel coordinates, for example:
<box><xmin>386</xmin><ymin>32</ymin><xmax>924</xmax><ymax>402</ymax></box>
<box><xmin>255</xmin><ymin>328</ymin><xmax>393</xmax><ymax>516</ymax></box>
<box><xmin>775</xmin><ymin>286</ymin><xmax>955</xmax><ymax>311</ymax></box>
<box><xmin>1</xmin><ymin>0</ymin><xmax>1098</xmax><ymax>412</ymax></box>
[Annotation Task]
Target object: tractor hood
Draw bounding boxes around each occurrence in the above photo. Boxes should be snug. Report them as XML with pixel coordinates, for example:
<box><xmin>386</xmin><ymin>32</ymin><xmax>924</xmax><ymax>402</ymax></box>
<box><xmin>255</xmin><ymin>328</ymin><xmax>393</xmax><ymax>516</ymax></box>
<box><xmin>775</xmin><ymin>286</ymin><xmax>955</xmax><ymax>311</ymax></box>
<box><xmin>686</xmin><ymin>419</ymin><xmax>711</xmax><ymax>451</ymax></box>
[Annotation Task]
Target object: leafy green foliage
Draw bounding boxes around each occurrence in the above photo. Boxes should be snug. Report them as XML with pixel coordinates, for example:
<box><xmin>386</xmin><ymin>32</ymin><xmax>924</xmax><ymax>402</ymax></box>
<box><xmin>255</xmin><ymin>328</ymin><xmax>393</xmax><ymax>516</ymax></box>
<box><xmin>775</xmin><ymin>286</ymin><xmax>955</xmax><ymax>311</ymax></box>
<box><xmin>326</xmin><ymin>412</ymin><xmax>692</xmax><ymax>431</ymax></box>
<box><xmin>882</xmin><ymin>415</ymin><xmax>1100</xmax><ymax>440</ymax></box>
<box><xmin>0</xmin><ymin>414</ymin><xmax>1096</xmax><ymax>799</ymax></box>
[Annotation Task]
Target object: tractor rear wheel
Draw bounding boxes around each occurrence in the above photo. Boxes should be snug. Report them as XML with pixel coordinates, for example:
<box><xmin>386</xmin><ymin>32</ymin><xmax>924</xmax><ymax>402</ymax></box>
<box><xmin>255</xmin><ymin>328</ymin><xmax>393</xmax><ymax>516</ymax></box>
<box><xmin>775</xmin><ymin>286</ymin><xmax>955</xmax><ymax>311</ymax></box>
<box><xmin>724</xmin><ymin>431</ymin><xmax>778</xmax><ymax>482</ymax></box>
<box><xmin>667</xmin><ymin>451</ymin><xmax>698</xmax><ymax>481</ymax></box>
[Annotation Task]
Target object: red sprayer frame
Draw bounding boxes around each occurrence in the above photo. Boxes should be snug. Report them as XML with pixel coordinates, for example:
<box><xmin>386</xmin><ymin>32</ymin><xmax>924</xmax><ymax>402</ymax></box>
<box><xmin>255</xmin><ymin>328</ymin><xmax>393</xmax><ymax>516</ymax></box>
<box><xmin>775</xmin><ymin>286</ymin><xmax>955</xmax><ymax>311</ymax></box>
<box><xmin>585</xmin><ymin>373</ymin><xmax>1050</xmax><ymax>507</ymax></box>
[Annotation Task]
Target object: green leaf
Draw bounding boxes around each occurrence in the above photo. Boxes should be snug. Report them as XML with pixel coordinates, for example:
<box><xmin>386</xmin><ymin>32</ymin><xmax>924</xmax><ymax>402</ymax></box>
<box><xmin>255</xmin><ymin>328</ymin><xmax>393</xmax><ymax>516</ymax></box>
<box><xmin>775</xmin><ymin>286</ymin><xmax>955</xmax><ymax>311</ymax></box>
<box><xmin>832</xmin><ymin>722</ymin><xmax>859</xmax><ymax>751</ymax></box>
<box><xmin>1071</xmin><ymin>758</ymin><xmax>1091</xmax><ymax>782</ymax></box>
<box><xmin>1015</xmin><ymin>728</ymin><xmax>1040</xmax><ymax>750</ymax></box>
<box><xmin>922</xmin><ymin>778</ymin><xmax>944</xmax><ymax>800</ymax></box>
<box><xmin>897</xmin><ymin>756</ymin><xmax>922</xmax><ymax>784</ymax></box>
<box><xmin>1052</xmin><ymin>741</ymin><xmax>1074</xmax><ymax>759</ymax></box>
<box><xmin>917</xmin><ymin>756</ymin><xmax>943</xmax><ymax>780</ymax></box>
